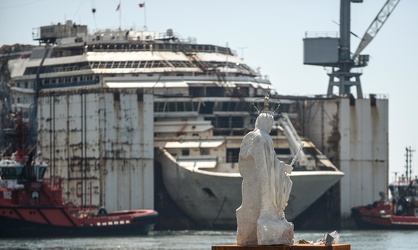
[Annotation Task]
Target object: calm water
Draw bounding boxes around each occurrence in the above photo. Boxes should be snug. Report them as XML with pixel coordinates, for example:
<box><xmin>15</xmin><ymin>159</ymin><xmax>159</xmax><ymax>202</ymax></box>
<box><xmin>0</xmin><ymin>230</ymin><xmax>416</xmax><ymax>250</ymax></box>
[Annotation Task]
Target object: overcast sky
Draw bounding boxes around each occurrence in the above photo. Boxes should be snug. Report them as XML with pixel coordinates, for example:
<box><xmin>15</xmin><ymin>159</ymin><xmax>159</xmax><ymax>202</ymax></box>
<box><xmin>1</xmin><ymin>0</ymin><xmax>417</xmax><ymax>181</ymax></box>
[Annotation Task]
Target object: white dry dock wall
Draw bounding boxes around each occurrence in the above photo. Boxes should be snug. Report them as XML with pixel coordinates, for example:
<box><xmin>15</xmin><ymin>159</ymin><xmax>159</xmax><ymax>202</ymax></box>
<box><xmin>37</xmin><ymin>90</ymin><xmax>154</xmax><ymax>211</ymax></box>
<box><xmin>301</xmin><ymin>96</ymin><xmax>388</xmax><ymax>225</ymax></box>
<box><xmin>339</xmin><ymin>98</ymin><xmax>388</xmax><ymax>222</ymax></box>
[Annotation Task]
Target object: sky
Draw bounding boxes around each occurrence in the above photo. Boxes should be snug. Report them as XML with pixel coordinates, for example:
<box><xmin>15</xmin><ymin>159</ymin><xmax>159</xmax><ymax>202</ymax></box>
<box><xmin>1</xmin><ymin>0</ymin><xmax>417</xmax><ymax>181</ymax></box>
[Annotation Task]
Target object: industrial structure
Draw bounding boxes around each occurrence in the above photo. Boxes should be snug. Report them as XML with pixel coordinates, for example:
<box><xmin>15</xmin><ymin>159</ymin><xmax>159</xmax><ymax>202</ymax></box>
<box><xmin>303</xmin><ymin>0</ymin><xmax>400</xmax><ymax>98</ymax></box>
<box><xmin>303</xmin><ymin>0</ymin><xmax>399</xmax><ymax>226</ymax></box>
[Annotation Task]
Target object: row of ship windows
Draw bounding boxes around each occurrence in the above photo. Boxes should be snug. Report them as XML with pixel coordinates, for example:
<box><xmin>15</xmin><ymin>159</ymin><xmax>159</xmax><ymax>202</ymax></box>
<box><xmin>15</xmin><ymin>75</ymin><xmax>98</xmax><ymax>88</ymax></box>
<box><xmin>178</xmin><ymin>147</ymin><xmax>291</xmax><ymax>163</ymax></box>
<box><xmin>89</xmin><ymin>60</ymin><xmax>193</xmax><ymax>69</ymax></box>
<box><xmin>43</xmin><ymin>75</ymin><xmax>98</xmax><ymax>85</ymax></box>
<box><xmin>13</xmin><ymin>95</ymin><xmax>32</xmax><ymax>105</ymax></box>
<box><xmin>16</xmin><ymin>82</ymin><xmax>34</xmax><ymax>89</ymax></box>
<box><xmin>154</xmin><ymin>102</ymin><xmax>199</xmax><ymax>112</ymax></box>
<box><xmin>14</xmin><ymin>97</ymin><xmax>283</xmax><ymax>114</ymax></box>
<box><xmin>47</xmin><ymin>44</ymin><xmax>233</xmax><ymax>58</ymax></box>
<box><xmin>12</xmin><ymin>99</ymin><xmax>251</xmax><ymax>114</ymax></box>
<box><xmin>23</xmin><ymin>61</ymin><xmax>253</xmax><ymax>75</ymax></box>
<box><xmin>84</xmin><ymin>43</ymin><xmax>232</xmax><ymax>55</ymax></box>
<box><xmin>154</xmin><ymin>101</ymin><xmax>251</xmax><ymax>113</ymax></box>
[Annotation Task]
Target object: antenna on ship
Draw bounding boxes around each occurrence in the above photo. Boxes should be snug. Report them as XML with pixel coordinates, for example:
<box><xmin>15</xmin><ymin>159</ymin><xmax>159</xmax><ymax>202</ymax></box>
<box><xmin>91</xmin><ymin>0</ymin><xmax>97</xmax><ymax>30</ymax></box>
<box><xmin>238</xmin><ymin>47</ymin><xmax>248</xmax><ymax>60</ymax></box>
<box><xmin>116</xmin><ymin>0</ymin><xmax>122</xmax><ymax>31</ymax></box>
<box><xmin>139</xmin><ymin>2</ymin><xmax>147</xmax><ymax>30</ymax></box>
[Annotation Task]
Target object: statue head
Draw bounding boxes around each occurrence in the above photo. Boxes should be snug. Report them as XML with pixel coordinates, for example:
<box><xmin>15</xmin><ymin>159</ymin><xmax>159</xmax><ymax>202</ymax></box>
<box><xmin>255</xmin><ymin>112</ymin><xmax>274</xmax><ymax>133</ymax></box>
<box><xmin>253</xmin><ymin>91</ymin><xmax>279</xmax><ymax>134</ymax></box>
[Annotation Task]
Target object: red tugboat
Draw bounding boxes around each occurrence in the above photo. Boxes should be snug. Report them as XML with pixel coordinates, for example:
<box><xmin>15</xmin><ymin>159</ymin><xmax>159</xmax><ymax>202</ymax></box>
<box><xmin>0</xmin><ymin>114</ymin><xmax>158</xmax><ymax>237</ymax></box>
<box><xmin>351</xmin><ymin>178</ymin><xmax>418</xmax><ymax>230</ymax></box>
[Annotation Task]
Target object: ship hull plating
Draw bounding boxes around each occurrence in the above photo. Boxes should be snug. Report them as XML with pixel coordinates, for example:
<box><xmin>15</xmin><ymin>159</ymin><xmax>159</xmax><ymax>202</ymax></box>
<box><xmin>0</xmin><ymin>213</ymin><xmax>157</xmax><ymax>237</ymax></box>
<box><xmin>158</xmin><ymin>148</ymin><xmax>344</xmax><ymax>228</ymax></box>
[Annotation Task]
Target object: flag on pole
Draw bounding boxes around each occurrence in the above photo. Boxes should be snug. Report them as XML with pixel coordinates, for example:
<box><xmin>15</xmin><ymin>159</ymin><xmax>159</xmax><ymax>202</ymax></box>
<box><xmin>139</xmin><ymin>2</ymin><xmax>145</xmax><ymax>8</ymax></box>
<box><xmin>116</xmin><ymin>3</ymin><xmax>120</xmax><ymax>11</ymax></box>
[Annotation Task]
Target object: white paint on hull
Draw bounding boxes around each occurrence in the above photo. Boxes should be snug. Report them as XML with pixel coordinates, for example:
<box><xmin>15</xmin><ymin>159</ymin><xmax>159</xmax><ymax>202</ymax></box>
<box><xmin>158</xmin><ymin>148</ymin><xmax>343</xmax><ymax>227</ymax></box>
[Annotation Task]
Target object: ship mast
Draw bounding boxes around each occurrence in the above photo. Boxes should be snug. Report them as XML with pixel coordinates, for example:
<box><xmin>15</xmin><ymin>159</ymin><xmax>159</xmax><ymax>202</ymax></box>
<box><xmin>116</xmin><ymin>0</ymin><xmax>122</xmax><ymax>31</ymax></box>
<box><xmin>405</xmin><ymin>146</ymin><xmax>415</xmax><ymax>182</ymax></box>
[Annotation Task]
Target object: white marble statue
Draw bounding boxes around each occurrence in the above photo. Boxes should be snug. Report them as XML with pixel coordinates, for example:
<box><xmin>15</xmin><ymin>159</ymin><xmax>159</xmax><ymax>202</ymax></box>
<box><xmin>236</xmin><ymin>110</ymin><xmax>295</xmax><ymax>246</ymax></box>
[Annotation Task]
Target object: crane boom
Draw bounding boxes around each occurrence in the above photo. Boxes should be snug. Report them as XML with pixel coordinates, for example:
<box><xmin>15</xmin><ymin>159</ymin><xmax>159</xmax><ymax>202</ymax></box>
<box><xmin>353</xmin><ymin>0</ymin><xmax>400</xmax><ymax>59</ymax></box>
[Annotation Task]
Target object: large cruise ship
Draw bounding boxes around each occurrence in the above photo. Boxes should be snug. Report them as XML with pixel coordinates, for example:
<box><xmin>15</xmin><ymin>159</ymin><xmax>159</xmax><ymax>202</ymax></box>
<box><xmin>0</xmin><ymin>21</ymin><xmax>344</xmax><ymax>229</ymax></box>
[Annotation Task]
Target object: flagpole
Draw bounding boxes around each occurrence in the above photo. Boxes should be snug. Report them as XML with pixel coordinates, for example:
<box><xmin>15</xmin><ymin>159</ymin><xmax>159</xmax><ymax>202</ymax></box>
<box><xmin>144</xmin><ymin>1</ymin><xmax>147</xmax><ymax>30</ymax></box>
<box><xmin>119</xmin><ymin>0</ymin><xmax>122</xmax><ymax>31</ymax></box>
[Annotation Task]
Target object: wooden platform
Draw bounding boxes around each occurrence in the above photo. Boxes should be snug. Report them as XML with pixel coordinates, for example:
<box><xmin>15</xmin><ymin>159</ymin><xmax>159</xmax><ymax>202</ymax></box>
<box><xmin>212</xmin><ymin>244</ymin><xmax>350</xmax><ymax>250</ymax></box>
<box><xmin>291</xmin><ymin>244</ymin><xmax>350</xmax><ymax>250</ymax></box>
<box><xmin>212</xmin><ymin>245</ymin><xmax>290</xmax><ymax>250</ymax></box>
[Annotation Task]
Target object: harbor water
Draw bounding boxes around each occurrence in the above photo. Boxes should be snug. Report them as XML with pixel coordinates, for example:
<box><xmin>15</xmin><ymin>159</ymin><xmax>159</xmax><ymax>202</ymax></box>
<box><xmin>0</xmin><ymin>230</ymin><xmax>416</xmax><ymax>250</ymax></box>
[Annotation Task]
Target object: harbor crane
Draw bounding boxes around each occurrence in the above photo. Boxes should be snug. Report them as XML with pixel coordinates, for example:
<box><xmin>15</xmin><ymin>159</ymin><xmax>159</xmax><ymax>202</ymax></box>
<box><xmin>303</xmin><ymin>0</ymin><xmax>400</xmax><ymax>98</ymax></box>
